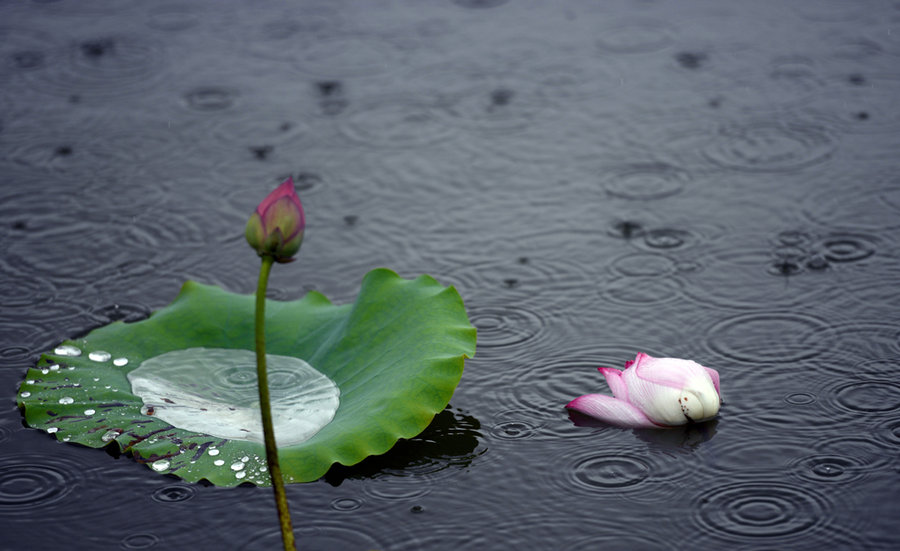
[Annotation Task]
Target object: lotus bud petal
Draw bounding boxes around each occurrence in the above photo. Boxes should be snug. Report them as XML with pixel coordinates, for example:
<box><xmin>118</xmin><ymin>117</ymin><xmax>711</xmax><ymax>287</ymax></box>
<box><xmin>245</xmin><ymin>177</ymin><xmax>305</xmax><ymax>263</ymax></box>
<box><xmin>566</xmin><ymin>353</ymin><xmax>722</xmax><ymax>429</ymax></box>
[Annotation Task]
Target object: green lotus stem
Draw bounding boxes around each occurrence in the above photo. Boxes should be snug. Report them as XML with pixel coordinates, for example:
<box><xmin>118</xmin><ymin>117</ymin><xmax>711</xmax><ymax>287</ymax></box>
<box><xmin>255</xmin><ymin>254</ymin><xmax>296</xmax><ymax>551</ymax></box>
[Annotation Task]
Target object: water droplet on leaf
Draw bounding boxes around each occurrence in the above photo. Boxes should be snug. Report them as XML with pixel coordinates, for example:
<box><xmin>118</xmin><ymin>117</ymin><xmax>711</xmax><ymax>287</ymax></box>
<box><xmin>54</xmin><ymin>345</ymin><xmax>82</xmax><ymax>357</ymax></box>
<box><xmin>101</xmin><ymin>429</ymin><xmax>122</xmax><ymax>442</ymax></box>
<box><xmin>88</xmin><ymin>351</ymin><xmax>111</xmax><ymax>362</ymax></box>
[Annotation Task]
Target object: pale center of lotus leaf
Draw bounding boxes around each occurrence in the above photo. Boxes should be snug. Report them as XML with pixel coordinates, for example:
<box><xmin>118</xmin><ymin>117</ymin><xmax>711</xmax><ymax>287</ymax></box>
<box><xmin>127</xmin><ymin>348</ymin><xmax>340</xmax><ymax>446</ymax></box>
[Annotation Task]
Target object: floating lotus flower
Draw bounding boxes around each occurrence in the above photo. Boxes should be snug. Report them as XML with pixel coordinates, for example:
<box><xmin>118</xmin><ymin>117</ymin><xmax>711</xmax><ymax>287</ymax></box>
<box><xmin>566</xmin><ymin>353</ymin><xmax>722</xmax><ymax>428</ymax></box>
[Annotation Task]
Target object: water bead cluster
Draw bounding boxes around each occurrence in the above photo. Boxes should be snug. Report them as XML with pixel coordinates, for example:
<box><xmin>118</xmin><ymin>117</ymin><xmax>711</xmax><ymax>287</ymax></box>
<box><xmin>52</xmin><ymin>343</ymin><xmax>129</xmax><ymax>366</ymax></box>
<box><xmin>18</xmin><ymin>344</ymin><xmax>130</xmax><ymax>441</ymax></box>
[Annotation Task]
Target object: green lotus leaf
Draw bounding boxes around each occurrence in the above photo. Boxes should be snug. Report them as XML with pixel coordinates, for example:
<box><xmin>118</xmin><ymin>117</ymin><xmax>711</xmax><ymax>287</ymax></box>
<box><xmin>16</xmin><ymin>269</ymin><xmax>476</xmax><ymax>487</ymax></box>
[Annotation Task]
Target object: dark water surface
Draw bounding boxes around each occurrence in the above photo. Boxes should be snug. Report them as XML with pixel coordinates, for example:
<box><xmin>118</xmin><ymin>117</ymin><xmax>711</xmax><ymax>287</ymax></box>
<box><xmin>2</xmin><ymin>0</ymin><xmax>900</xmax><ymax>549</ymax></box>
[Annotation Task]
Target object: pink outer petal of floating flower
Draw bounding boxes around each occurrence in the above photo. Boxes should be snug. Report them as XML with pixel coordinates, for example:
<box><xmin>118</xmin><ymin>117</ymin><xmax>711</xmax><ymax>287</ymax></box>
<box><xmin>566</xmin><ymin>353</ymin><xmax>722</xmax><ymax>429</ymax></box>
<box><xmin>705</xmin><ymin>367</ymin><xmax>721</xmax><ymax>396</ymax></box>
<box><xmin>566</xmin><ymin>394</ymin><xmax>661</xmax><ymax>429</ymax></box>
<box><xmin>598</xmin><ymin>367</ymin><xmax>628</xmax><ymax>400</ymax></box>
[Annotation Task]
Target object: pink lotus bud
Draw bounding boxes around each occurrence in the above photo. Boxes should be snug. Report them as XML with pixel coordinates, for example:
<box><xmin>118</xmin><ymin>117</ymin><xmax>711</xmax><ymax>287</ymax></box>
<box><xmin>566</xmin><ymin>353</ymin><xmax>722</xmax><ymax>429</ymax></box>
<box><xmin>245</xmin><ymin>177</ymin><xmax>305</xmax><ymax>263</ymax></box>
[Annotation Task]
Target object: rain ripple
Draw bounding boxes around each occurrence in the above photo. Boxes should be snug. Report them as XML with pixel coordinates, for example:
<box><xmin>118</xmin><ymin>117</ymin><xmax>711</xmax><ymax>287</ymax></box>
<box><xmin>610</xmin><ymin>252</ymin><xmax>680</xmax><ymax>277</ymax></box>
<box><xmin>875</xmin><ymin>417</ymin><xmax>900</xmax><ymax>448</ymax></box>
<box><xmin>0</xmin><ymin>454</ymin><xmax>75</xmax><ymax>512</ymax></box>
<box><xmin>827</xmin><ymin>378</ymin><xmax>900</xmax><ymax>415</ymax></box>
<box><xmin>292</xmin><ymin>35</ymin><xmax>403</xmax><ymax>78</ymax></box>
<box><xmin>443</xmin><ymin>256</ymin><xmax>595</xmax><ymax>311</ymax></box>
<box><xmin>690</xmin><ymin>480</ymin><xmax>840</xmax><ymax>546</ymax></box>
<box><xmin>145</xmin><ymin>4</ymin><xmax>204</xmax><ymax>32</ymax></box>
<box><xmin>641</xmin><ymin>228</ymin><xmax>700</xmax><ymax>251</ymax></box>
<box><xmin>183</xmin><ymin>86</ymin><xmax>239</xmax><ymax>112</ymax></box>
<box><xmin>359</xmin><ymin>147</ymin><xmax>474</xmax><ymax>203</ymax></box>
<box><xmin>21</xmin><ymin>33</ymin><xmax>169</xmax><ymax>100</ymax></box>
<box><xmin>789</xmin><ymin>454</ymin><xmax>870</xmax><ymax>484</ymax></box>
<box><xmin>601</xmin><ymin>162</ymin><xmax>690</xmax><ymax>200</ymax></box>
<box><xmin>489</xmin><ymin>415</ymin><xmax>539</xmax><ymax>442</ymax></box>
<box><xmin>703</xmin><ymin>434</ymin><xmax>816</xmax><ymax>475</ymax></box>
<box><xmin>3</xmin><ymin>124</ymin><xmax>193</xmax><ymax>191</ymax></box>
<box><xmin>110</xmin><ymin>516</ymin><xmax>231</xmax><ymax>550</ymax></box>
<box><xmin>702</xmin><ymin>119</ymin><xmax>837</xmax><ymax>172</ymax></box>
<box><xmin>701</xmin><ymin>311</ymin><xmax>835</xmax><ymax>364</ymax></box>
<box><xmin>532</xmin><ymin>60</ymin><xmax>622</xmax><ymax>104</ymax></box>
<box><xmin>362</xmin><ymin>478</ymin><xmax>430</xmax><ymax>503</ymax></box>
<box><xmin>549</xmin><ymin>444</ymin><xmax>692</xmax><ymax>504</ymax></box>
<box><xmin>0</xmin><ymin>270</ymin><xmax>56</xmax><ymax>310</ymax></box>
<box><xmin>801</xmin><ymin>176</ymin><xmax>900</xmax><ymax>231</ymax></box>
<box><xmin>150</xmin><ymin>483</ymin><xmax>197</xmax><ymax>504</ymax></box>
<box><xmin>410</xmin><ymin>62</ymin><xmax>547</xmax><ymax>133</ymax></box>
<box><xmin>241</xmin><ymin>8</ymin><xmax>344</xmax><ymax>61</ymax></box>
<box><xmin>0</xmin><ymin>449</ymin><xmax>120</xmax><ymax>523</ymax></box>
<box><xmin>397</xmin><ymin>509</ymin><xmax>671</xmax><ymax>551</ymax></box>
<box><xmin>6</xmin><ymin>223</ymin><xmax>160</xmax><ymax>285</ymax></box>
<box><xmin>824</xmin><ymin>321</ymin><xmax>900</xmax><ymax>358</ymax></box>
<box><xmin>0</xmin><ymin>420</ymin><xmax>14</xmax><ymax>444</ymax></box>
<box><xmin>683</xmin><ymin>244</ymin><xmax>837</xmax><ymax>309</ymax></box>
<box><xmin>238</xmin><ymin>523</ymin><xmax>387</xmax><ymax>551</ymax></box>
<box><xmin>594</xmin><ymin>18</ymin><xmax>676</xmax><ymax>54</ymax></box>
<box><xmin>203</xmin><ymin>113</ymin><xmax>308</xmax><ymax>159</ymax></box>
<box><xmin>329</xmin><ymin>496</ymin><xmax>364</xmax><ymax>512</ymax></box>
<box><xmin>812</xmin><ymin>434</ymin><xmax>895</xmax><ymax>471</ymax></box>
<box><xmin>339</xmin><ymin>95</ymin><xmax>455</xmax><ymax>149</ymax></box>
<box><xmin>124</xmin><ymin>205</ymin><xmax>243</xmax><ymax>250</ymax></box>
<box><xmin>854</xmin><ymin>358</ymin><xmax>900</xmax><ymax>378</ymax></box>
<box><xmin>466</xmin><ymin>304</ymin><xmax>550</xmax><ymax>353</ymax></box>
<box><xmin>0</xmin><ymin>26</ymin><xmax>57</xmax><ymax>73</ymax></box>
